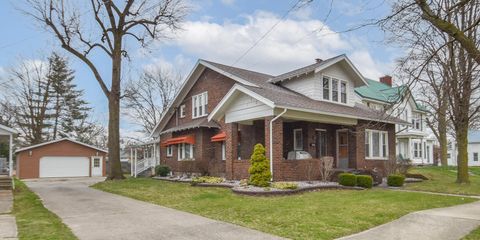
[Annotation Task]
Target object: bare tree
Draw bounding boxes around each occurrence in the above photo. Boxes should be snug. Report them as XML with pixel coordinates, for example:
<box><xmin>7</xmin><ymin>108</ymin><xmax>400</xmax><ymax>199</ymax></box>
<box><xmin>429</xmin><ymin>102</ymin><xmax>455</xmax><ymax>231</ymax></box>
<box><xmin>23</xmin><ymin>0</ymin><xmax>188</xmax><ymax>179</ymax></box>
<box><xmin>384</xmin><ymin>0</ymin><xmax>480</xmax><ymax>183</ymax></box>
<box><xmin>123</xmin><ymin>68</ymin><xmax>181</xmax><ymax>133</ymax></box>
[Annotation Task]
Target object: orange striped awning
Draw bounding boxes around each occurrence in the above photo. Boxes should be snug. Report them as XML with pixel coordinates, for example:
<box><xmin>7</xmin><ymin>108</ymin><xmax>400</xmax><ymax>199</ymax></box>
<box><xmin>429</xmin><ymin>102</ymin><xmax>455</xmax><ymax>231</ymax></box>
<box><xmin>161</xmin><ymin>135</ymin><xmax>195</xmax><ymax>147</ymax></box>
<box><xmin>211</xmin><ymin>132</ymin><xmax>226</xmax><ymax>142</ymax></box>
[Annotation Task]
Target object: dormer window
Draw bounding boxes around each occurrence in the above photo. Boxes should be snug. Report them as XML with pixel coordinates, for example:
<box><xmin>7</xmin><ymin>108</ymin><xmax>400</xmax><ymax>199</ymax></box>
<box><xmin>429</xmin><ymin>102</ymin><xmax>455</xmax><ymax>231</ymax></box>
<box><xmin>192</xmin><ymin>91</ymin><xmax>208</xmax><ymax>118</ymax></box>
<box><xmin>322</xmin><ymin>76</ymin><xmax>347</xmax><ymax>104</ymax></box>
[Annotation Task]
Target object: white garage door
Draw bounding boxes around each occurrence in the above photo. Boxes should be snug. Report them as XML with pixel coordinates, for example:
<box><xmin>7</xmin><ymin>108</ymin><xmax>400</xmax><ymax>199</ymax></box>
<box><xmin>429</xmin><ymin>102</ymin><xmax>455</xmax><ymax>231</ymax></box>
<box><xmin>39</xmin><ymin>156</ymin><xmax>89</xmax><ymax>178</ymax></box>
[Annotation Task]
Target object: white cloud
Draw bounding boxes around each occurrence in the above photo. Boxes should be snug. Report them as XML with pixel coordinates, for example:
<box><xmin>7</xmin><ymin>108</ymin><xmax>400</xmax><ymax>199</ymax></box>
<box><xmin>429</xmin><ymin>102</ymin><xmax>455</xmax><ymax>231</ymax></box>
<box><xmin>163</xmin><ymin>11</ymin><xmax>388</xmax><ymax>78</ymax></box>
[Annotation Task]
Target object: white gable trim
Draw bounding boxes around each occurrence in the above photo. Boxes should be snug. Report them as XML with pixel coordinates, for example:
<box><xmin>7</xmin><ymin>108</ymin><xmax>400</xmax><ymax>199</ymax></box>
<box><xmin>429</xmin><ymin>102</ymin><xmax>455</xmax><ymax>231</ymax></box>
<box><xmin>15</xmin><ymin>138</ymin><xmax>107</xmax><ymax>153</ymax></box>
<box><xmin>208</xmin><ymin>84</ymin><xmax>275</xmax><ymax>122</ymax></box>
<box><xmin>314</xmin><ymin>55</ymin><xmax>368</xmax><ymax>86</ymax></box>
<box><xmin>150</xmin><ymin>60</ymin><xmax>260</xmax><ymax>138</ymax></box>
<box><xmin>0</xmin><ymin>124</ymin><xmax>18</xmax><ymax>134</ymax></box>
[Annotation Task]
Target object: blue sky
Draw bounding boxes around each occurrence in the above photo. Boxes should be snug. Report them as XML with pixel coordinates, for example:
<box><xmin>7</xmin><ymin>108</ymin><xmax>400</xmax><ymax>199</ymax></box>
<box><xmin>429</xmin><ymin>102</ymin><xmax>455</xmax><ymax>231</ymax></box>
<box><xmin>0</xmin><ymin>0</ymin><xmax>400</xmax><ymax>138</ymax></box>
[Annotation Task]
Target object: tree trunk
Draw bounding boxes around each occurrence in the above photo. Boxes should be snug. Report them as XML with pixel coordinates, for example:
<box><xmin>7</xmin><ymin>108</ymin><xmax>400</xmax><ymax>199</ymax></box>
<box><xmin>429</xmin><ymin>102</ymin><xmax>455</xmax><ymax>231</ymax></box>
<box><xmin>455</xmin><ymin>124</ymin><xmax>469</xmax><ymax>183</ymax></box>
<box><xmin>438</xmin><ymin>101</ymin><xmax>448</xmax><ymax>166</ymax></box>
<box><xmin>107</xmin><ymin>40</ymin><xmax>124</xmax><ymax>180</ymax></box>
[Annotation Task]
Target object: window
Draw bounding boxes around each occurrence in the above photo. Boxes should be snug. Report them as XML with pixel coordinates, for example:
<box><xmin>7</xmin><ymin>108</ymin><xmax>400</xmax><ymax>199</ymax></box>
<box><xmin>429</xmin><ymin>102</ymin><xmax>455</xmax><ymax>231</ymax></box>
<box><xmin>474</xmin><ymin>152</ymin><xmax>478</xmax><ymax>162</ymax></box>
<box><xmin>166</xmin><ymin>145</ymin><xmax>173</xmax><ymax>157</ymax></box>
<box><xmin>293</xmin><ymin>129</ymin><xmax>303</xmax><ymax>150</ymax></box>
<box><xmin>221</xmin><ymin>142</ymin><xmax>226</xmax><ymax>161</ymax></box>
<box><xmin>179</xmin><ymin>105</ymin><xmax>186</xmax><ymax>118</ymax></box>
<box><xmin>322</xmin><ymin>77</ymin><xmax>329</xmax><ymax>100</ymax></box>
<box><xmin>322</xmin><ymin>75</ymin><xmax>347</xmax><ymax>104</ymax></box>
<box><xmin>341</xmin><ymin>82</ymin><xmax>347</xmax><ymax>104</ymax></box>
<box><xmin>412</xmin><ymin>113</ymin><xmax>422</xmax><ymax>130</ymax></box>
<box><xmin>332</xmin><ymin>78</ymin><xmax>338</xmax><ymax>102</ymax></box>
<box><xmin>93</xmin><ymin>158</ymin><xmax>100</xmax><ymax>167</ymax></box>
<box><xmin>365</xmin><ymin>129</ymin><xmax>388</xmax><ymax>159</ymax></box>
<box><xmin>178</xmin><ymin>143</ymin><xmax>194</xmax><ymax>160</ymax></box>
<box><xmin>192</xmin><ymin>92</ymin><xmax>208</xmax><ymax>118</ymax></box>
<box><xmin>316</xmin><ymin>130</ymin><xmax>327</xmax><ymax>158</ymax></box>
<box><xmin>413</xmin><ymin>142</ymin><xmax>422</xmax><ymax>158</ymax></box>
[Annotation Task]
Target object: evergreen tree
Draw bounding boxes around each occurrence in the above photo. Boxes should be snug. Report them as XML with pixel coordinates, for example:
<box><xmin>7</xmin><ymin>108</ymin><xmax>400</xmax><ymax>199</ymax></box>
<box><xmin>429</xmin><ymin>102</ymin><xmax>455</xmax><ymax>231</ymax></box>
<box><xmin>248</xmin><ymin>144</ymin><xmax>271</xmax><ymax>187</ymax></box>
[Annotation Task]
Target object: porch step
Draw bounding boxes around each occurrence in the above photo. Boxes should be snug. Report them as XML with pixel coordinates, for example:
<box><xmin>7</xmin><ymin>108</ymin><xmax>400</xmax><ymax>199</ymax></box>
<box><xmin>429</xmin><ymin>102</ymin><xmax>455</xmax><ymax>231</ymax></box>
<box><xmin>0</xmin><ymin>177</ymin><xmax>12</xmax><ymax>190</ymax></box>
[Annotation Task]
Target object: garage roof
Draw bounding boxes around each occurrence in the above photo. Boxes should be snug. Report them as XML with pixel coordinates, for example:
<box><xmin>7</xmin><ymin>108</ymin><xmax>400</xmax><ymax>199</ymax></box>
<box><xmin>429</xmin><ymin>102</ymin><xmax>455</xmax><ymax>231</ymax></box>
<box><xmin>15</xmin><ymin>138</ymin><xmax>108</xmax><ymax>153</ymax></box>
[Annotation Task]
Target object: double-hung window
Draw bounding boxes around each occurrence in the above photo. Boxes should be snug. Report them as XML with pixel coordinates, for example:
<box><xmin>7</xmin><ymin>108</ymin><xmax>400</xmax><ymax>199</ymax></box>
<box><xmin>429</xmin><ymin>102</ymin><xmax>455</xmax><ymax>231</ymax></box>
<box><xmin>166</xmin><ymin>145</ymin><xmax>173</xmax><ymax>157</ymax></box>
<box><xmin>179</xmin><ymin>105</ymin><xmax>186</xmax><ymax>118</ymax></box>
<box><xmin>474</xmin><ymin>152</ymin><xmax>478</xmax><ymax>162</ymax></box>
<box><xmin>322</xmin><ymin>76</ymin><xmax>347</xmax><ymax>104</ymax></box>
<box><xmin>178</xmin><ymin>143</ymin><xmax>194</xmax><ymax>160</ymax></box>
<box><xmin>412</xmin><ymin>113</ymin><xmax>422</xmax><ymax>130</ymax></box>
<box><xmin>192</xmin><ymin>92</ymin><xmax>208</xmax><ymax>118</ymax></box>
<box><xmin>413</xmin><ymin>142</ymin><xmax>422</xmax><ymax>158</ymax></box>
<box><xmin>293</xmin><ymin>129</ymin><xmax>303</xmax><ymax>150</ymax></box>
<box><xmin>365</xmin><ymin>129</ymin><xmax>388</xmax><ymax>159</ymax></box>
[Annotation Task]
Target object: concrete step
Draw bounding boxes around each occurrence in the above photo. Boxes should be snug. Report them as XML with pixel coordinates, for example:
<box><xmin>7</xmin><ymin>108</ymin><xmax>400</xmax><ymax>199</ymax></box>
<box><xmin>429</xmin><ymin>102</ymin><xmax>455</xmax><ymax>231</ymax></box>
<box><xmin>0</xmin><ymin>184</ymin><xmax>12</xmax><ymax>190</ymax></box>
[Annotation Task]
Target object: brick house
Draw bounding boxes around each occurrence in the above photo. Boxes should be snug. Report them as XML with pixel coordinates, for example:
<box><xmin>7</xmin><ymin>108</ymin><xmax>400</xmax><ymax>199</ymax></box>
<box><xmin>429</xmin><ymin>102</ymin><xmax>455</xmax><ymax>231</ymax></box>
<box><xmin>150</xmin><ymin>54</ymin><xmax>407</xmax><ymax>181</ymax></box>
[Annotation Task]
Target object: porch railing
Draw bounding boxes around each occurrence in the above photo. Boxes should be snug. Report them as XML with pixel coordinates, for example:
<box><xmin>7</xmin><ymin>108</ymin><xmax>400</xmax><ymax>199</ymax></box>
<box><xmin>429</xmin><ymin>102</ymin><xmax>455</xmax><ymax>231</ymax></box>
<box><xmin>134</xmin><ymin>157</ymin><xmax>157</xmax><ymax>177</ymax></box>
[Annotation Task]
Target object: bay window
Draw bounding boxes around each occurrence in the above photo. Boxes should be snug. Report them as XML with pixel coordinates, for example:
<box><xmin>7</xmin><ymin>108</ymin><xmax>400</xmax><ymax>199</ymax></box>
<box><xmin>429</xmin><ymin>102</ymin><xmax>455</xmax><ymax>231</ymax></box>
<box><xmin>365</xmin><ymin>129</ymin><xmax>388</xmax><ymax>159</ymax></box>
<box><xmin>178</xmin><ymin>143</ymin><xmax>194</xmax><ymax>160</ymax></box>
<box><xmin>322</xmin><ymin>75</ymin><xmax>347</xmax><ymax>104</ymax></box>
<box><xmin>192</xmin><ymin>92</ymin><xmax>208</xmax><ymax>118</ymax></box>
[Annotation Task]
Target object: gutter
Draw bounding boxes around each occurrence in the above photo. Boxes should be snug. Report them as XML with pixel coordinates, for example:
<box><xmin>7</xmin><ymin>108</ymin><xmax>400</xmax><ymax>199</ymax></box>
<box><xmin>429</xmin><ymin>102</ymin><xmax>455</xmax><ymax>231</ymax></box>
<box><xmin>270</xmin><ymin>108</ymin><xmax>287</xmax><ymax>181</ymax></box>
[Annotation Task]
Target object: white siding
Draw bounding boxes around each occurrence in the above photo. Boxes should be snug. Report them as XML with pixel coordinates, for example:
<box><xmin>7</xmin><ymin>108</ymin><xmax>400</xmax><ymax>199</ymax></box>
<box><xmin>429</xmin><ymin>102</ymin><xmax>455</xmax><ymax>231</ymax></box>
<box><xmin>225</xmin><ymin>94</ymin><xmax>273</xmax><ymax>123</ymax></box>
<box><xmin>282</xmin><ymin>73</ymin><xmax>317</xmax><ymax>99</ymax></box>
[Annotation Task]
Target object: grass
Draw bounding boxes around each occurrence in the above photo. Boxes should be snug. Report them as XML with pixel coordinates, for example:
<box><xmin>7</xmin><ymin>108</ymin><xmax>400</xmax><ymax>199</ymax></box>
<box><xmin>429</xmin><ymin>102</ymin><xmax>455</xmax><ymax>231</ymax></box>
<box><xmin>405</xmin><ymin>166</ymin><xmax>480</xmax><ymax>195</ymax></box>
<box><xmin>93</xmin><ymin>178</ymin><xmax>475</xmax><ymax>240</ymax></box>
<box><xmin>12</xmin><ymin>179</ymin><xmax>77</xmax><ymax>240</ymax></box>
<box><xmin>463</xmin><ymin>227</ymin><xmax>480</xmax><ymax>240</ymax></box>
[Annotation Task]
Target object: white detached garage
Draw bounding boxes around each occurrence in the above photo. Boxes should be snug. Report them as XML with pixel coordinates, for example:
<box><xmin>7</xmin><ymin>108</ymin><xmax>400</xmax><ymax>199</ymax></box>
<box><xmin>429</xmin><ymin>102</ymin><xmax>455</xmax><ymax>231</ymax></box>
<box><xmin>16</xmin><ymin>138</ymin><xmax>107</xmax><ymax>179</ymax></box>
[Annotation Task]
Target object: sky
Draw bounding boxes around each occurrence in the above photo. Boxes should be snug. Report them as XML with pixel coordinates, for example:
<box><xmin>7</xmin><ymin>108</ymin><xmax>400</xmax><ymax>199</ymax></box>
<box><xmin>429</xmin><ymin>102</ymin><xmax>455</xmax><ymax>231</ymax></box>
<box><xmin>0</xmin><ymin>0</ymin><xmax>402</xmax><ymax>139</ymax></box>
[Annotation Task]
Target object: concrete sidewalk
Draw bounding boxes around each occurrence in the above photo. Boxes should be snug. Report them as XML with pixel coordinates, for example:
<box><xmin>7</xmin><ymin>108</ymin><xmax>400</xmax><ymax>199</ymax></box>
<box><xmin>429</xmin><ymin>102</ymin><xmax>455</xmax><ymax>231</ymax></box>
<box><xmin>0</xmin><ymin>190</ymin><xmax>17</xmax><ymax>240</ymax></box>
<box><xmin>25</xmin><ymin>178</ymin><xmax>284</xmax><ymax>240</ymax></box>
<box><xmin>338</xmin><ymin>200</ymin><xmax>480</xmax><ymax>240</ymax></box>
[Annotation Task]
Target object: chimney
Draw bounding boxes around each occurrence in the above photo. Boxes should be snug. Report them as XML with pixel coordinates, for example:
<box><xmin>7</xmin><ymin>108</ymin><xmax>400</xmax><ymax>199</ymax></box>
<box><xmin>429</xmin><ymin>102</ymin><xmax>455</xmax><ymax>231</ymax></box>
<box><xmin>380</xmin><ymin>75</ymin><xmax>392</xmax><ymax>86</ymax></box>
<box><xmin>315</xmin><ymin>58</ymin><xmax>323</xmax><ymax>63</ymax></box>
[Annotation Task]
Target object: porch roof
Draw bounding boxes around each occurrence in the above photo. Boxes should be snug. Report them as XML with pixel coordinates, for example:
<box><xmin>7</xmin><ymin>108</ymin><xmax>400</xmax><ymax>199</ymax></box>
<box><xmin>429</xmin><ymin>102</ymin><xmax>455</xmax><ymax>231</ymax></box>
<box><xmin>160</xmin><ymin>118</ymin><xmax>220</xmax><ymax>134</ymax></box>
<box><xmin>209</xmin><ymin>84</ymin><xmax>409</xmax><ymax>125</ymax></box>
<box><xmin>0</xmin><ymin>124</ymin><xmax>18</xmax><ymax>135</ymax></box>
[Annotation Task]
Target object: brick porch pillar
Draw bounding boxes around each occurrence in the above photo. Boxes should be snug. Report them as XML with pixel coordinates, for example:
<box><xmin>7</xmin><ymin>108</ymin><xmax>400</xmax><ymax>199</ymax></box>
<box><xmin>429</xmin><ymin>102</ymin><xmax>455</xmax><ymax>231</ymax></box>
<box><xmin>265</xmin><ymin>116</ymin><xmax>283</xmax><ymax>181</ymax></box>
<box><xmin>225</xmin><ymin>122</ymin><xmax>238</xmax><ymax>180</ymax></box>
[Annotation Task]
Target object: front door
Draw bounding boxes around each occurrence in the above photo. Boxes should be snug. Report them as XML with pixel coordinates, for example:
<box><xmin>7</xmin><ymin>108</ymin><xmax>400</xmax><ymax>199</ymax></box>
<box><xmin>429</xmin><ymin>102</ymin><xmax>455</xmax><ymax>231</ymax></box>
<box><xmin>91</xmin><ymin>156</ymin><xmax>103</xmax><ymax>176</ymax></box>
<box><xmin>337</xmin><ymin>130</ymin><xmax>349</xmax><ymax>169</ymax></box>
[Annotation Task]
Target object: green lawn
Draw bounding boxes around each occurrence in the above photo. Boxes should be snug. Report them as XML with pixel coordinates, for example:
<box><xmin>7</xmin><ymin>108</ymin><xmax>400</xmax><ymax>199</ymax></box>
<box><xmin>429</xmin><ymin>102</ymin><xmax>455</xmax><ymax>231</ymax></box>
<box><xmin>463</xmin><ymin>227</ymin><xmax>480</xmax><ymax>240</ymax></box>
<box><xmin>405</xmin><ymin>166</ymin><xmax>480</xmax><ymax>195</ymax></box>
<box><xmin>12</xmin><ymin>180</ymin><xmax>77</xmax><ymax>240</ymax></box>
<box><xmin>93</xmin><ymin>178</ymin><xmax>475</xmax><ymax>240</ymax></box>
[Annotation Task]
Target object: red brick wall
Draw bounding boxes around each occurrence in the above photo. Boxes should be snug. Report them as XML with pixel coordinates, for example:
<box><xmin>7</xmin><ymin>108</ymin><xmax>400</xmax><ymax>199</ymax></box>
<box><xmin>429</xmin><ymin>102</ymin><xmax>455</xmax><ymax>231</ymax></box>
<box><xmin>159</xmin><ymin>68</ymin><xmax>236</xmax><ymax>176</ymax></box>
<box><xmin>16</xmin><ymin>140</ymin><xmax>107</xmax><ymax>179</ymax></box>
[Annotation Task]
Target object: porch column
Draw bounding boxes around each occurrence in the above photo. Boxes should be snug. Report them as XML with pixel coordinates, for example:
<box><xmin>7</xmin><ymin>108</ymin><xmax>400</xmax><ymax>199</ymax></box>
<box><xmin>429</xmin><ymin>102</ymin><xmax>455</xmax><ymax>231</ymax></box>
<box><xmin>130</xmin><ymin>148</ymin><xmax>133</xmax><ymax>176</ymax></box>
<box><xmin>264</xmin><ymin>116</ymin><xmax>283</xmax><ymax>181</ymax></box>
<box><xmin>9</xmin><ymin>133</ymin><xmax>13</xmax><ymax>177</ymax></box>
<box><xmin>225</xmin><ymin>123</ymin><xmax>238</xmax><ymax>180</ymax></box>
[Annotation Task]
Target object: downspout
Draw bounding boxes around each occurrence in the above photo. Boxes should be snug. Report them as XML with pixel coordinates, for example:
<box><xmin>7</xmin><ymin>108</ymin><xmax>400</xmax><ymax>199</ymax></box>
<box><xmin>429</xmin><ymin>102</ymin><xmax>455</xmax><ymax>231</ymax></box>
<box><xmin>270</xmin><ymin>108</ymin><xmax>287</xmax><ymax>181</ymax></box>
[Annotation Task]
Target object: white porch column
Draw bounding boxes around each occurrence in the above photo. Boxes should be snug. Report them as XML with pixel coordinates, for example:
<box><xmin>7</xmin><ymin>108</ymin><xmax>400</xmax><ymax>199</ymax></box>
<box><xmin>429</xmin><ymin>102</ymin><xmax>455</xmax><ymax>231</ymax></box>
<box><xmin>153</xmin><ymin>144</ymin><xmax>157</xmax><ymax>166</ymax></box>
<box><xmin>130</xmin><ymin>148</ymin><xmax>133</xmax><ymax>177</ymax></box>
<box><xmin>9</xmin><ymin>133</ymin><xmax>13</xmax><ymax>177</ymax></box>
<box><xmin>134</xmin><ymin>148</ymin><xmax>138</xmax><ymax>178</ymax></box>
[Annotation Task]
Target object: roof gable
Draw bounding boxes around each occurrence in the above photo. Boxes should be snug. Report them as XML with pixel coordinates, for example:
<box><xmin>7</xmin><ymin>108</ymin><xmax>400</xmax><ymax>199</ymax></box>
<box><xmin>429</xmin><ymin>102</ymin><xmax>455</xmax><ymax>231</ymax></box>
<box><xmin>15</xmin><ymin>138</ymin><xmax>107</xmax><ymax>153</ymax></box>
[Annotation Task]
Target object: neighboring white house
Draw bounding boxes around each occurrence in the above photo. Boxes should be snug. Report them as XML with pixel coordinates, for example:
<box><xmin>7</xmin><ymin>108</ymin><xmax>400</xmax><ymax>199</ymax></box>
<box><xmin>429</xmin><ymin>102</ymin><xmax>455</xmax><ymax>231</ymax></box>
<box><xmin>447</xmin><ymin>130</ymin><xmax>480</xmax><ymax>166</ymax></box>
<box><xmin>355</xmin><ymin>76</ymin><xmax>436</xmax><ymax>165</ymax></box>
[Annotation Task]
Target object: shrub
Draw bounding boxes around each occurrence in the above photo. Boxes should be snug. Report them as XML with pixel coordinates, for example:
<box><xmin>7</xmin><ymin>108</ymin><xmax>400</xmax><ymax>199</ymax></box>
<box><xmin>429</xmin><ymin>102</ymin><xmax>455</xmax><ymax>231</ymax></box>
<box><xmin>387</xmin><ymin>174</ymin><xmax>405</xmax><ymax>187</ymax></box>
<box><xmin>272</xmin><ymin>182</ymin><xmax>298</xmax><ymax>190</ymax></box>
<box><xmin>319</xmin><ymin>157</ymin><xmax>334</xmax><ymax>182</ymax></box>
<box><xmin>155</xmin><ymin>165</ymin><xmax>170</xmax><ymax>177</ymax></box>
<box><xmin>192</xmin><ymin>176</ymin><xmax>224</xmax><ymax>184</ymax></box>
<box><xmin>356</xmin><ymin>175</ymin><xmax>373</xmax><ymax>188</ymax></box>
<box><xmin>405</xmin><ymin>173</ymin><xmax>429</xmax><ymax>180</ymax></box>
<box><xmin>248</xmin><ymin>143</ymin><xmax>271</xmax><ymax>187</ymax></box>
<box><xmin>338</xmin><ymin>173</ymin><xmax>357</xmax><ymax>186</ymax></box>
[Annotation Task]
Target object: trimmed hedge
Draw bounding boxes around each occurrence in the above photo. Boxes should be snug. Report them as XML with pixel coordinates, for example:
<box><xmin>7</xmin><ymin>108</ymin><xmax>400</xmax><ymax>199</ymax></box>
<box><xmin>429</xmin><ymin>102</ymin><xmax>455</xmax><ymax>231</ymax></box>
<box><xmin>192</xmin><ymin>176</ymin><xmax>224</xmax><ymax>184</ymax></box>
<box><xmin>356</xmin><ymin>175</ymin><xmax>373</xmax><ymax>188</ymax></box>
<box><xmin>155</xmin><ymin>165</ymin><xmax>171</xmax><ymax>177</ymax></box>
<box><xmin>272</xmin><ymin>182</ymin><xmax>298</xmax><ymax>190</ymax></box>
<box><xmin>387</xmin><ymin>174</ymin><xmax>405</xmax><ymax>187</ymax></box>
<box><xmin>338</xmin><ymin>173</ymin><xmax>357</xmax><ymax>187</ymax></box>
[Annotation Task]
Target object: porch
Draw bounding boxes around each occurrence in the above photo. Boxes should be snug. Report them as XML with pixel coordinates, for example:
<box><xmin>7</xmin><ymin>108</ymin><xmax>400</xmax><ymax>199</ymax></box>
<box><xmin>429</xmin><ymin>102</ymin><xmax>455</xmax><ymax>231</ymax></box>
<box><xmin>0</xmin><ymin>124</ymin><xmax>17</xmax><ymax>177</ymax></box>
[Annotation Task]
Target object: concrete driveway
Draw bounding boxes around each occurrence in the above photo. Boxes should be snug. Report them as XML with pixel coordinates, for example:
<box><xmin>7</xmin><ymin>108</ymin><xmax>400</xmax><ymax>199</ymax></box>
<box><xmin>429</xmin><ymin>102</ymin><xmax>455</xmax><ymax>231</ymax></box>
<box><xmin>25</xmin><ymin>178</ymin><xmax>283</xmax><ymax>240</ymax></box>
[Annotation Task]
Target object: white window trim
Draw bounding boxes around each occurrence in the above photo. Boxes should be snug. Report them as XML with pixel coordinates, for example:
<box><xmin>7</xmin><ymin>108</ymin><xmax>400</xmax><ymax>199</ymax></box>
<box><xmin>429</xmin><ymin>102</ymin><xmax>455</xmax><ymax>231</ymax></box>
<box><xmin>192</xmin><ymin>91</ymin><xmax>208</xmax><ymax>119</ymax></box>
<box><xmin>179</xmin><ymin>105</ymin><xmax>186</xmax><ymax>118</ymax></box>
<box><xmin>365</xmin><ymin>129</ymin><xmax>389</xmax><ymax>160</ymax></box>
<box><xmin>178</xmin><ymin>143</ymin><xmax>194</xmax><ymax>161</ymax></box>
<box><xmin>321</xmin><ymin>75</ymin><xmax>348</xmax><ymax>105</ymax></box>
<box><xmin>166</xmin><ymin>145</ymin><xmax>173</xmax><ymax>157</ymax></box>
<box><xmin>293</xmin><ymin>129</ymin><xmax>303</xmax><ymax>151</ymax></box>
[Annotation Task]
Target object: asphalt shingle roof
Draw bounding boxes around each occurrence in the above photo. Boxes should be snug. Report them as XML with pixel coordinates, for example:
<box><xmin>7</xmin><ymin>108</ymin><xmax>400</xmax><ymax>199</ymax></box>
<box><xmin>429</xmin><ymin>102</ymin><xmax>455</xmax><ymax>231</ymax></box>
<box><xmin>204</xmin><ymin>60</ymin><xmax>407</xmax><ymax>124</ymax></box>
<box><xmin>160</xmin><ymin>118</ymin><xmax>220</xmax><ymax>134</ymax></box>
